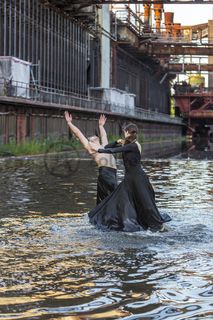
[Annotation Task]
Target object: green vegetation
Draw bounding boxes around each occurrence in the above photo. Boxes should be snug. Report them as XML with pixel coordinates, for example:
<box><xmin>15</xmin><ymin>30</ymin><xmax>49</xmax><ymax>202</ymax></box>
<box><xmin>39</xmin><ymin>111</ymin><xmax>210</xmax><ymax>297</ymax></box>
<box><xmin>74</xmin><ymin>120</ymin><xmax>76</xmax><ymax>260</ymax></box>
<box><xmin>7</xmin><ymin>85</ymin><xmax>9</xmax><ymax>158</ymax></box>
<box><xmin>0</xmin><ymin>138</ymin><xmax>81</xmax><ymax>157</ymax></box>
<box><xmin>0</xmin><ymin>133</ymin><xmax>185</xmax><ymax>157</ymax></box>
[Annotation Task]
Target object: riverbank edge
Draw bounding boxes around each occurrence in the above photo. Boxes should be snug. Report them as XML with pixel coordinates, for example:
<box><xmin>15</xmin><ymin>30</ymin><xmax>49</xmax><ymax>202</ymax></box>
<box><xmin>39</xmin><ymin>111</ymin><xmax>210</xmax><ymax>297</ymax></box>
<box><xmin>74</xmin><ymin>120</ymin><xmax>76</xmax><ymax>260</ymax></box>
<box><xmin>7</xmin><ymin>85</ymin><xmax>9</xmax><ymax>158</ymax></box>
<box><xmin>0</xmin><ymin>137</ymin><xmax>187</xmax><ymax>161</ymax></box>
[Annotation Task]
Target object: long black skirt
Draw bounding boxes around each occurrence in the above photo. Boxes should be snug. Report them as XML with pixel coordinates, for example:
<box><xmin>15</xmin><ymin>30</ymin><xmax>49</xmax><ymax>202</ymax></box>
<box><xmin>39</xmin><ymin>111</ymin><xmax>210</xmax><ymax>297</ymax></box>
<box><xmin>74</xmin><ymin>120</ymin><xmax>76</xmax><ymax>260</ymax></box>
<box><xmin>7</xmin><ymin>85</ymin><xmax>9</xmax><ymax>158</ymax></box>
<box><xmin>96</xmin><ymin>166</ymin><xmax>117</xmax><ymax>205</ymax></box>
<box><xmin>89</xmin><ymin>165</ymin><xmax>171</xmax><ymax>232</ymax></box>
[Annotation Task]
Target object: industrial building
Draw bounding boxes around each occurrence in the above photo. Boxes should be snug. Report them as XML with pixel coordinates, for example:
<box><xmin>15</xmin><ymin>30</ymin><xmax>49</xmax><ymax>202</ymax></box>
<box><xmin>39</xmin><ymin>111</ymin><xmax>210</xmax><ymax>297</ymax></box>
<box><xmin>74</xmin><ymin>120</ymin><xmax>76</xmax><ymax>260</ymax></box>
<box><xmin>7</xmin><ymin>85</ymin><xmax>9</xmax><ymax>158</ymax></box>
<box><xmin>0</xmin><ymin>0</ymin><xmax>212</xmax><ymax>144</ymax></box>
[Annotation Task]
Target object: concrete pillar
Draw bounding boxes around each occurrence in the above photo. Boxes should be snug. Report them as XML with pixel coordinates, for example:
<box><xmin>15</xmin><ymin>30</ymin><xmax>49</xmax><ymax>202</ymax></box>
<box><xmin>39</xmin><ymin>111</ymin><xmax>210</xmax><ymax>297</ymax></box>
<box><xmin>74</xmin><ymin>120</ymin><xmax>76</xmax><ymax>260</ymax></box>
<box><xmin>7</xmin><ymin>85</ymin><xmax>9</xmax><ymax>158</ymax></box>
<box><xmin>208</xmin><ymin>20</ymin><xmax>213</xmax><ymax>88</ymax></box>
<box><xmin>98</xmin><ymin>5</ymin><xmax>110</xmax><ymax>88</ymax></box>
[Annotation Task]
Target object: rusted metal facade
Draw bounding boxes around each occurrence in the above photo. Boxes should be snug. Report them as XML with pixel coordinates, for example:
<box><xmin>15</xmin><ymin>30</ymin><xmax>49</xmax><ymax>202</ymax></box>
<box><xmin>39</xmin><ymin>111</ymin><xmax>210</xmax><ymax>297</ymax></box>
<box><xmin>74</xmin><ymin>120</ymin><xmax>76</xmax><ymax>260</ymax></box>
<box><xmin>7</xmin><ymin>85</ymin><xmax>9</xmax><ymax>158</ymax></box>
<box><xmin>114</xmin><ymin>47</ymin><xmax>170</xmax><ymax>113</ymax></box>
<box><xmin>0</xmin><ymin>0</ymin><xmax>100</xmax><ymax>95</ymax></box>
<box><xmin>0</xmin><ymin>103</ymin><xmax>182</xmax><ymax>145</ymax></box>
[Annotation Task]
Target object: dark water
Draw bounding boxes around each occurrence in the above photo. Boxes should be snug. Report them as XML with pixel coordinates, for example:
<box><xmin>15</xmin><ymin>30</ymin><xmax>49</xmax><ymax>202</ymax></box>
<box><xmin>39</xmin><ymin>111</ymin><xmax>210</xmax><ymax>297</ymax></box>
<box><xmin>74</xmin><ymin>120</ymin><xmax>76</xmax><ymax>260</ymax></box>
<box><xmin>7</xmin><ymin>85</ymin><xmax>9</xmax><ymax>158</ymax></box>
<box><xmin>0</xmin><ymin>141</ymin><xmax>212</xmax><ymax>320</ymax></box>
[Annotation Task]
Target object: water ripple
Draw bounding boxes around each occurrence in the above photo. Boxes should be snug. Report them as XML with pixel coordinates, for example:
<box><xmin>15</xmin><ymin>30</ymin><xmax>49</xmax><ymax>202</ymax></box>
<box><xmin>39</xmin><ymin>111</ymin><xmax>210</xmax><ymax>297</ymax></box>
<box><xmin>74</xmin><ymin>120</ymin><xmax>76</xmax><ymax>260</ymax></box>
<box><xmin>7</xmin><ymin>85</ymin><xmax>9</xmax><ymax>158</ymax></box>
<box><xmin>0</xmin><ymin>157</ymin><xmax>212</xmax><ymax>319</ymax></box>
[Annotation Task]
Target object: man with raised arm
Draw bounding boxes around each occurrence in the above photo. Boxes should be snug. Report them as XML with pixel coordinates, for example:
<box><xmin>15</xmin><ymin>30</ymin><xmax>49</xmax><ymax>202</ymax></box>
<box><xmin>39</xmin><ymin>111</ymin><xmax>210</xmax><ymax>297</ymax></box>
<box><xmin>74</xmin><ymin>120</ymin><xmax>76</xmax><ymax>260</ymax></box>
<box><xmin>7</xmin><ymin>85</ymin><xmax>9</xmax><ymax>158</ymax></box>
<box><xmin>65</xmin><ymin>112</ymin><xmax>117</xmax><ymax>204</ymax></box>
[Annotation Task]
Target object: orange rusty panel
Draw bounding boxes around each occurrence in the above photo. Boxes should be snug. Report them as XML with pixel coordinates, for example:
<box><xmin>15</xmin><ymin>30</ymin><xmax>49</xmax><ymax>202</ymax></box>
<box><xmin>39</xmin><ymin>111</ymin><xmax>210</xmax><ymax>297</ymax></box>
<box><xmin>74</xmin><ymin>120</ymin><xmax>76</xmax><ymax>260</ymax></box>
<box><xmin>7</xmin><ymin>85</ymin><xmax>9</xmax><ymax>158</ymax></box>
<box><xmin>172</xmin><ymin>23</ymin><xmax>182</xmax><ymax>37</ymax></box>
<box><xmin>0</xmin><ymin>115</ymin><xmax>6</xmax><ymax>144</ymax></box>
<box><xmin>168</xmin><ymin>64</ymin><xmax>213</xmax><ymax>72</ymax></box>
<box><xmin>164</xmin><ymin>12</ymin><xmax>174</xmax><ymax>25</ymax></box>
<box><xmin>174</xmin><ymin>97</ymin><xmax>191</xmax><ymax>114</ymax></box>
<box><xmin>16</xmin><ymin>114</ymin><xmax>27</xmax><ymax>143</ymax></box>
<box><xmin>190</xmin><ymin>110</ymin><xmax>213</xmax><ymax>118</ymax></box>
<box><xmin>8</xmin><ymin>115</ymin><xmax>16</xmax><ymax>141</ymax></box>
<box><xmin>164</xmin><ymin>12</ymin><xmax>174</xmax><ymax>34</ymax></box>
<box><xmin>153</xmin><ymin>4</ymin><xmax>163</xmax><ymax>10</ymax></box>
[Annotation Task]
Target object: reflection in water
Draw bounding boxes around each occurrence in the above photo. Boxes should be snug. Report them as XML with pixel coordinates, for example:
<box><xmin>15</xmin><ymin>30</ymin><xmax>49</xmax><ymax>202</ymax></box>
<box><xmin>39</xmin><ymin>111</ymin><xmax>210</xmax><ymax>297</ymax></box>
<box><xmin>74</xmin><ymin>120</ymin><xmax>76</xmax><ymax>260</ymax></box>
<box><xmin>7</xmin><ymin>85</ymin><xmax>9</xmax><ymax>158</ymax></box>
<box><xmin>0</xmin><ymin>142</ymin><xmax>212</xmax><ymax>319</ymax></box>
<box><xmin>181</xmin><ymin>130</ymin><xmax>213</xmax><ymax>160</ymax></box>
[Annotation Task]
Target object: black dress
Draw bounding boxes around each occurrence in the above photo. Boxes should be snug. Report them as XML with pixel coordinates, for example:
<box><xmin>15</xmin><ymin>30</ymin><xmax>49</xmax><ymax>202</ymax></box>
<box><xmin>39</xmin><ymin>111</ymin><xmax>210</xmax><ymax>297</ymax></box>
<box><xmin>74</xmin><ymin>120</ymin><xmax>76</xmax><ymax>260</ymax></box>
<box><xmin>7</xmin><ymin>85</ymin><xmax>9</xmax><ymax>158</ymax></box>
<box><xmin>96</xmin><ymin>166</ymin><xmax>117</xmax><ymax>204</ymax></box>
<box><xmin>88</xmin><ymin>141</ymin><xmax>171</xmax><ymax>232</ymax></box>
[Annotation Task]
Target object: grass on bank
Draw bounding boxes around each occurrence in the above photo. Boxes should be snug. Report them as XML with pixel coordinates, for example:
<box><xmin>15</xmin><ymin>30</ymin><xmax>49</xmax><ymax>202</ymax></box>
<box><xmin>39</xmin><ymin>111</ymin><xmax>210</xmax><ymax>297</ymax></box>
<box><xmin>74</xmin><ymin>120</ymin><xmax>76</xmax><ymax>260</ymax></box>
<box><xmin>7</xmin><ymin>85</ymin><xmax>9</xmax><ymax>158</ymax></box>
<box><xmin>0</xmin><ymin>133</ymin><xmax>185</xmax><ymax>157</ymax></box>
<box><xmin>0</xmin><ymin>138</ymin><xmax>82</xmax><ymax>157</ymax></box>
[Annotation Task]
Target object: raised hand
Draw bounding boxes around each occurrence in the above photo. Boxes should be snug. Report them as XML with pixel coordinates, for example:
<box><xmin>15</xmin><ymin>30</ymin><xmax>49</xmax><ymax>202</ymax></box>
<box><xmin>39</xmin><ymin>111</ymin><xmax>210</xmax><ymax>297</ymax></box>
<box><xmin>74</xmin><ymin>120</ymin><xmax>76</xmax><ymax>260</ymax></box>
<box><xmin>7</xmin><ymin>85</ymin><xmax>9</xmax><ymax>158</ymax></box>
<box><xmin>99</xmin><ymin>114</ymin><xmax>107</xmax><ymax>126</ymax></box>
<box><xmin>65</xmin><ymin>111</ymin><xmax>72</xmax><ymax>123</ymax></box>
<box><xmin>117</xmin><ymin>139</ymin><xmax>124</xmax><ymax>145</ymax></box>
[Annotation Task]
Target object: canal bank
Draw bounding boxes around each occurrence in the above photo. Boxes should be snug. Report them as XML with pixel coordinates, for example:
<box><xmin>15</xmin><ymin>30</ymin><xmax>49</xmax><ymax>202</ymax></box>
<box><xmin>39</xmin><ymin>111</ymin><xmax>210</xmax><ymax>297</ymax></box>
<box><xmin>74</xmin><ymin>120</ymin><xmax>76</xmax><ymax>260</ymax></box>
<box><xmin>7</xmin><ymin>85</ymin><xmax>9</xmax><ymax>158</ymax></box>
<box><xmin>0</xmin><ymin>97</ymin><xmax>183</xmax><ymax>146</ymax></box>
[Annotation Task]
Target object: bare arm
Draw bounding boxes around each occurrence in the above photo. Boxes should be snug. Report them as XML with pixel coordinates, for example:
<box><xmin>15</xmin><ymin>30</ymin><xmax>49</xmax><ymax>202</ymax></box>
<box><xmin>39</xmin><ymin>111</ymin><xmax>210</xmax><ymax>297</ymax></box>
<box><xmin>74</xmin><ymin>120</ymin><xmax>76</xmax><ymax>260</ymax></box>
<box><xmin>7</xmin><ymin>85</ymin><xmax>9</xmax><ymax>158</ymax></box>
<box><xmin>97</xmin><ymin>143</ymin><xmax>136</xmax><ymax>154</ymax></box>
<box><xmin>64</xmin><ymin>111</ymin><xmax>93</xmax><ymax>153</ymax></box>
<box><xmin>89</xmin><ymin>141</ymin><xmax>136</xmax><ymax>154</ymax></box>
<box><xmin>99</xmin><ymin>114</ymin><xmax>108</xmax><ymax>146</ymax></box>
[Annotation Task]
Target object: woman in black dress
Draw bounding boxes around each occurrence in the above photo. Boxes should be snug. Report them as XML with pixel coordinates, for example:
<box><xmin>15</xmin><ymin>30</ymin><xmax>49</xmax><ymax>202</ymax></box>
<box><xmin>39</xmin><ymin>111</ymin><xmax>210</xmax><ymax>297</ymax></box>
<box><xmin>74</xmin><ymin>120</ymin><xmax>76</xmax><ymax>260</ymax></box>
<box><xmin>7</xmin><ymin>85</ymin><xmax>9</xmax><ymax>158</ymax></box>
<box><xmin>88</xmin><ymin>123</ymin><xmax>171</xmax><ymax>232</ymax></box>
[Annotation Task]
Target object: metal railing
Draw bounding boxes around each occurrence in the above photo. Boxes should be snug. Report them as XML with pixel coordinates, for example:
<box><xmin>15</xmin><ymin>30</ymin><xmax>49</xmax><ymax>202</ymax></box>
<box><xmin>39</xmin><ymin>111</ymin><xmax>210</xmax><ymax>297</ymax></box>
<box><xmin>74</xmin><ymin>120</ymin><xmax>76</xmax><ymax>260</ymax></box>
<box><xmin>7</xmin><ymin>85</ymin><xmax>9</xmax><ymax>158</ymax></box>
<box><xmin>173</xmin><ymin>83</ymin><xmax>213</xmax><ymax>95</ymax></box>
<box><xmin>115</xmin><ymin>8</ymin><xmax>144</xmax><ymax>36</ymax></box>
<box><xmin>0</xmin><ymin>78</ymin><xmax>183</xmax><ymax>124</ymax></box>
<box><xmin>114</xmin><ymin>7</ymin><xmax>210</xmax><ymax>45</ymax></box>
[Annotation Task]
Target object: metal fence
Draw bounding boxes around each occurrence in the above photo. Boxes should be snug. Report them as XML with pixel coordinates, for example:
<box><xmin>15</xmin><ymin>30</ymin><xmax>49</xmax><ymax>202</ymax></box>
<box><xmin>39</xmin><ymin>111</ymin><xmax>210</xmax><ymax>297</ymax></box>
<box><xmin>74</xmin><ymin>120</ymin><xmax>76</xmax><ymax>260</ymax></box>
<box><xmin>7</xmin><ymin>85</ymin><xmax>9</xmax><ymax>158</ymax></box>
<box><xmin>0</xmin><ymin>78</ymin><xmax>183</xmax><ymax>125</ymax></box>
<box><xmin>0</xmin><ymin>0</ymin><xmax>93</xmax><ymax>95</ymax></box>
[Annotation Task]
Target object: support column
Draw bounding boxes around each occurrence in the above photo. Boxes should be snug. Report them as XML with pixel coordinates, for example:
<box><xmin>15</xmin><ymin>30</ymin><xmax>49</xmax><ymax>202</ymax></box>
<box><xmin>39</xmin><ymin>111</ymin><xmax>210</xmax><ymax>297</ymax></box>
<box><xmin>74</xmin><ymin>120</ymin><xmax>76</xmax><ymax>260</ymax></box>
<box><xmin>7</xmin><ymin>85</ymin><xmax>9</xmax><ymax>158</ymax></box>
<box><xmin>208</xmin><ymin>20</ymin><xmax>213</xmax><ymax>87</ymax></box>
<box><xmin>98</xmin><ymin>5</ymin><xmax>110</xmax><ymax>88</ymax></box>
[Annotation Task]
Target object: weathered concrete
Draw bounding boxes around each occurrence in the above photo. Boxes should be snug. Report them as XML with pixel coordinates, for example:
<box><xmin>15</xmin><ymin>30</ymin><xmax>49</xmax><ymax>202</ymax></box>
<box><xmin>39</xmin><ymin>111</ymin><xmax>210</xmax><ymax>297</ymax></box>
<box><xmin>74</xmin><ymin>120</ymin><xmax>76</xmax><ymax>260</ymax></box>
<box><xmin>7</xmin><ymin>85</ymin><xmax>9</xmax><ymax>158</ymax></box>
<box><xmin>0</xmin><ymin>99</ymin><xmax>183</xmax><ymax>145</ymax></box>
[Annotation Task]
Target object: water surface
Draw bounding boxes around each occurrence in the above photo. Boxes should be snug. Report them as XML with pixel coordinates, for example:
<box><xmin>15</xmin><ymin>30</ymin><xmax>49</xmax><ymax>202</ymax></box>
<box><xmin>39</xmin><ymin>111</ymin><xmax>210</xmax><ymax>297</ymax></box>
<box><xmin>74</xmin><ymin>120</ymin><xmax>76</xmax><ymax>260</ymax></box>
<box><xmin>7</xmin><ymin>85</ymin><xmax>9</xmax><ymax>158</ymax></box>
<box><xmin>0</xmin><ymin>141</ymin><xmax>212</xmax><ymax>319</ymax></box>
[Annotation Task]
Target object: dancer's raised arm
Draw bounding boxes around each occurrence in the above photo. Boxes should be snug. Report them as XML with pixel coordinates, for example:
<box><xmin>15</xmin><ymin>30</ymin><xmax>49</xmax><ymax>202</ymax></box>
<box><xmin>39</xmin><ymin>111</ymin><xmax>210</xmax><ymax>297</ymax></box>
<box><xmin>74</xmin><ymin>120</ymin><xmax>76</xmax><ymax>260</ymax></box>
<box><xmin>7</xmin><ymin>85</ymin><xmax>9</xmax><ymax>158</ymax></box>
<box><xmin>65</xmin><ymin>111</ymin><xmax>92</xmax><ymax>153</ymax></box>
<box><xmin>99</xmin><ymin>114</ymin><xmax>108</xmax><ymax>146</ymax></box>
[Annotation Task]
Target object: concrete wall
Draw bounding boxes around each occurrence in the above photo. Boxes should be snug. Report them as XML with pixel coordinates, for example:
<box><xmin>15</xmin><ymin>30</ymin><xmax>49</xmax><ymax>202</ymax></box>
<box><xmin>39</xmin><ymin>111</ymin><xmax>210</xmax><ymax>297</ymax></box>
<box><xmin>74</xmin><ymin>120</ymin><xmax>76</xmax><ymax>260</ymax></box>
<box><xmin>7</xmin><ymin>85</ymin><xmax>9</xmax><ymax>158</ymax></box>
<box><xmin>0</xmin><ymin>102</ymin><xmax>182</xmax><ymax>145</ymax></box>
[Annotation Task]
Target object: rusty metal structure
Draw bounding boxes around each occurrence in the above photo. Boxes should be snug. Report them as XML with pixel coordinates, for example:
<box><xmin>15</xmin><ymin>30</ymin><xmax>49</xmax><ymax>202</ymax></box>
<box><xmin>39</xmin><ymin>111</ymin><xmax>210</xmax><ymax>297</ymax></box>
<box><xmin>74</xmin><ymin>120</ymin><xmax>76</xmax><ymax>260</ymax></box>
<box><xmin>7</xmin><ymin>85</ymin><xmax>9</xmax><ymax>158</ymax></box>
<box><xmin>47</xmin><ymin>1</ymin><xmax>213</xmax><ymax>4</ymax></box>
<box><xmin>0</xmin><ymin>0</ymin><xmax>212</xmax><ymax>144</ymax></box>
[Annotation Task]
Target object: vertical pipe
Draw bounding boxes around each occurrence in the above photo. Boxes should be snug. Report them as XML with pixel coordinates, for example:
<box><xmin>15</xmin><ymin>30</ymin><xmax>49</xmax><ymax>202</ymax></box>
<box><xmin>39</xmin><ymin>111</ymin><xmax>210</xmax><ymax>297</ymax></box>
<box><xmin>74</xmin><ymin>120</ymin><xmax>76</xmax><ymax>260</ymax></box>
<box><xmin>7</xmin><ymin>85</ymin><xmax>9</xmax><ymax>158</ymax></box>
<box><xmin>40</xmin><ymin>3</ymin><xmax>43</xmax><ymax>86</ymax></box>
<box><xmin>59</xmin><ymin>14</ymin><xmax>62</xmax><ymax>90</ymax></box>
<box><xmin>4</xmin><ymin>0</ymin><xmax>7</xmax><ymax>56</ymax></box>
<box><xmin>63</xmin><ymin>16</ymin><xmax>65</xmax><ymax>91</ymax></box>
<box><xmin>72</xmin><ymin>22</ymin><xmax>75</xmax><ymax>93</ymax></box>
<box><xmin>53</xmin><ymin>11</ymin><xmax>57</xmax><ymax>89</ymax></box>
<box><xmin>9</xmin><ymin>0</ymin><xmax>12</xmax><ymax>55</ymax></box>
<box><xmin>57</xmin><ymin>12</ymin><xmax>60</xmax><ymax>90</ymax></box>
<box><xmin>75</xmin><ymin>24</ymin><xmax>78</xmax><ymax>94</ymax></box>
<box><xmin>18</xmin><ymin>0</ymin><xmax>22</xmax><ymax>58</ymax></box>
<box><xmin>27</xmin><ymin>0</ymin><xmax>31</xmax><ymax>62</ymax></box>
<box><xmin>50</xmin><ymin>9</ymin><xmax>54</xmax><ymax>88</ymax></box>
<box><xmin>79</xmin><ymin>25</ymin><xmax>82</xmax><ymax>94</ymax></box>
<box><xmin>47</xmin><ymin>7</ymin><xmax>50</xmax><ymax>88</ymax></box>
<box><xmin>35</xmin><ymin>0</ymin><xmax>39</xmax><ymax>81</ymax></box>
<box><xmin>65</xmin><ymin>17</ymin><xmax>68</xmax><ymax>92</ymax></box>
<box><xmin>78</xmin><ymin>24</ymin><xmax>80</xmax><ymax>94</ymax></box>
<box><xmin>23</xmin><ymin>0</ymin><xmax>26</xmax><ymax>60</ymax></box>
<box><xmin>14</xmin><ymin>0</ymin><xmax>17</xmax><ymax>56</ymax></box>
<box><xmin>69</xmin><ymin>20</ymin><xmax>72</xmax><ymax>92</ymax></box>
<box><xmin>0</xmin><ymin>1</ymin><xmax>3</xmax><ymax>55</ymax></box>
<box><xmin>43</xmin><ymin>7</ymin><xmax>46</xmax><ymax>86</ymax></box>
<box><xmin>32</xmin><ymin>0</ymin><xmax>35</xmax><ymax>65</ymax></box>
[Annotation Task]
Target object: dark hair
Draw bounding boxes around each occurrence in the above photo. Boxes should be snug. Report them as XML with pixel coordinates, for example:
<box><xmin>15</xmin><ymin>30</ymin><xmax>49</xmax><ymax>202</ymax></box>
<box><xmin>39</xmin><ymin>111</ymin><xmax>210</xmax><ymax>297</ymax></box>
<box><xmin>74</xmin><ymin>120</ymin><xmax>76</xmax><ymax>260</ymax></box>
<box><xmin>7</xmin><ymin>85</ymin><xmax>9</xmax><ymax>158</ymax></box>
<box><xmin>123</xmin><ymin>123</ymin><xmax>138</xmax><ymax>144</ymax></box>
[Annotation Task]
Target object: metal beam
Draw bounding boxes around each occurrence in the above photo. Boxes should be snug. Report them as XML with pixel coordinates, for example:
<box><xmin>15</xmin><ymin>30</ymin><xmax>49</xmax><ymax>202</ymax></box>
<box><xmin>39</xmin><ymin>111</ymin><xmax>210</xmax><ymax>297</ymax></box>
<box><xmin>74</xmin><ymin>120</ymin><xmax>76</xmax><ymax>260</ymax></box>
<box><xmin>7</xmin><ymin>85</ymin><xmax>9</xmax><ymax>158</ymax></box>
<box><xmin>139</xmin><ymin>45</ymin><xmax>213</xmax><ymax>56</ymax></box>
<box><xmin>167</xmin><ymin>64</ymin><xmax>213</xmax><ymax>72</ymax></box>
<box><xmin>48</xmin><ymin>0</ymin><xmax>213</xmax><ymax>4</ymax></box>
